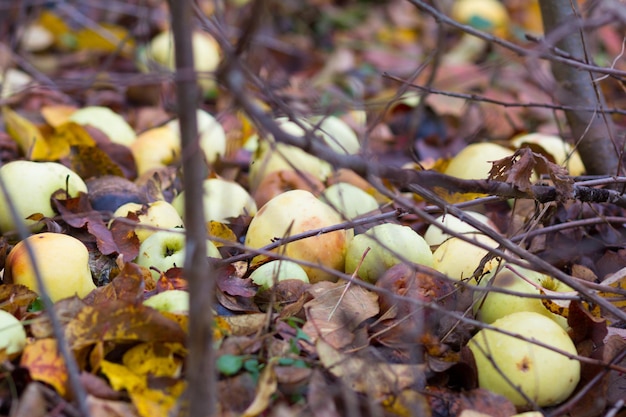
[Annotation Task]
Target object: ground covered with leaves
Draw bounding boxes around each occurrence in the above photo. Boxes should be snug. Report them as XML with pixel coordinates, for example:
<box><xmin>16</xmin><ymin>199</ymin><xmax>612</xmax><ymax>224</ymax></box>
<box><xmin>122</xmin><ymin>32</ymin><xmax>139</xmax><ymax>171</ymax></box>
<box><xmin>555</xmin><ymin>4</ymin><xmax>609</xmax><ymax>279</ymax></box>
<box><xmin>1</xmin><ymin>0</ymin><xmax>626</xmax><ymax>416</ymax></box>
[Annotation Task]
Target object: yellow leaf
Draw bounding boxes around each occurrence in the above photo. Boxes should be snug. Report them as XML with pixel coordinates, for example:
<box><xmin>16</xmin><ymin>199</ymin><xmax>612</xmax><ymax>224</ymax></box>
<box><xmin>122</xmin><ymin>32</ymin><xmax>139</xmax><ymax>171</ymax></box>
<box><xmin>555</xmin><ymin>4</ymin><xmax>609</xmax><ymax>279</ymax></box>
<box><xmin>208</xmin><ymin>221</ymin><xmax>237</xmax><ymax>248</ymax></box>
<box><xmin>100</xmin><ymin>360</ymin><xmax>185</xmax><ymax>417</ymax></box>
<box><xmin>75</xmin><ymin>23</ymin><xmax>134</xmax><ymax>55</ymax></box>
<box><xmin>40</xmin><ymin>122</ymin><xmax>96</xmax><ymax>161</ymax></box>
<box><xmin>37</xmin><ymin>10</ymin><xmax>72</xmax><ymax>49</ymax></box>
<box><xmin>41</xmin><ymin>105</ymin><xmax>78</xmax><ymax>128</ymax></box>
<box><xmin>20</xmin><ymin>339</ymin><xmax>69</xmax><ymax>398</ymax></box>
<box><xmin>122</xmin><ymin>342</ymin><xmax>185</xmax><ymax>378</ymax></box>
<box><xmin>3</xmin><ymin>106</ymin><xmax>48</xmax><ymax>160</ymax></box>
<box><xmin>242</xmin><ymin>361</ymin><xmax>277</xmax><ymax>417</ymax></box>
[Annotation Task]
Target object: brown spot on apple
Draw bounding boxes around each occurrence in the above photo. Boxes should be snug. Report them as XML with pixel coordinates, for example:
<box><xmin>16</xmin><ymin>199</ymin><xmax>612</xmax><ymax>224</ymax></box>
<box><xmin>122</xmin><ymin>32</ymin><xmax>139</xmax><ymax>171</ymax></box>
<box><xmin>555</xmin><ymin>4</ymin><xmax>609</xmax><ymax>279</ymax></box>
<box><xmin>517</xmin><ymin>356</ymin><xmax>531</xmax><ymax>372</ymax></box>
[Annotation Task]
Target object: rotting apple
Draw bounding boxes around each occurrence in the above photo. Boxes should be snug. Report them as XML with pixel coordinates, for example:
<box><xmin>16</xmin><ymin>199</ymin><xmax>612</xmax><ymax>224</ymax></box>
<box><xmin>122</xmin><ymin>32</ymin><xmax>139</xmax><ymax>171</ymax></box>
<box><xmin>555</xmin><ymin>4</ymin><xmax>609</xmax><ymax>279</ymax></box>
<box><xmin>473</xmin><ymin>263</ymin><xmax>573</xmax><ymax>329</ymax></box>
<box><xmin>0</xmin><ymin>309</ymin><xmax>27</xmax><ymax>355</ymax></box>
<box><xmin>0</xmin><ymin>161</ymin><xmax>88</xmax><ymax>233</ymax></box>
<box><xmin>68</xmin><ymin>106</ymin><xmax>137</xmax><ymax>147</ymax></box>
<box><xmin>432</xmin><ymin>234</ymin><xmax>500</xmax><ymax>284</ymax></box>
<box><xmin>245</xmin><ymin>189</ymin><xmax>352</xmax><ymax>283</ymax></box>
<box><xmin>423</xmin><ymin>211</ymin><xmax>496</xmax><ymax>246</ymax></box>
<box><xmin>171</xmin><ymin>177</ymin><xmax>257</xmax><ymax>224</ymax></box>
<box><xmin>468</xmin><ymin>311</ymin><xmax>580</xmax><ymax>407</ymax></box>
<box><xmin>112</xmin><ymin>200</ymin><xmax>184</xmax><ymax>242</ymax></box>
<box><xmin>319</xmin><ymin>182</ymin><xmax>379</xmax><ymax>219</ymax></box>
<box><xmin>144</xmin><ymin>289</ymin><xmax>189</xmax><ymax>313</ymax></box>
<box><xmin>135</xmin><ymin>229</ymin><xmax>222</xmax><ymax>280</ymax></box>
<box><xmin>511</xmin><ymin>133</ymin><xmax>585</xmax><ymax>176</ymax></box>
<box><xmin>4</xmin><ymin>232</ymin><xmax>96</xmax><ymax>302</ymax></box>
<box><xmin>344</xmin><ymin>223</ymin><xmax>433</xmax><ymax>283</ymax></box>
<box><xmin>249</xmin><ymin>259</ymin><xmax>310</xmax><ymax>289</ymax></box>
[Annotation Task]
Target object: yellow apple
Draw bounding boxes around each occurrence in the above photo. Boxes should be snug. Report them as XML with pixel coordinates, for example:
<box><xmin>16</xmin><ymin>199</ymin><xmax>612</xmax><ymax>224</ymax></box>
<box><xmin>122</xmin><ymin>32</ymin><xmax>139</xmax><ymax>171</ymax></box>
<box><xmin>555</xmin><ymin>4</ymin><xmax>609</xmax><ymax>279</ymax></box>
<box><xmin>4</xmin><ymin>232</ymin><xmax>96</xmax><ymax>302</ymax></box>
<box><xmin>0</xmin><ymin>309</ymin><xmax>27</xmax><ymax>355</ymax></box>
<box><xmin>249</xmin><ymin>260</ymin><xmax>310</xmax><ymax>289</ymax></box>
<box><xmin>432</xmin><ymin>234</ymin><xmax>500</xmax><ymax>284</ymax></box>
<box><xmin>424</xmin><ymin>211</ymin><xmax>497</xmax><ymax>246</ymax></box>
<box><xmin>112</xmin><ymin>200</ymin><xmax>184</xmax><ymax>242</ymax></box>
<box><xmin>69</xmin><ymin>106</ymin><xmax>137</xmax><ymax>147</ymax></box>
<box><xmin>345</xmin><ymin>223</ymin><xmax>434</xmax><ymax>283</ymax></box>
<box><xmin>308</xmin><ymin>115</ymin><xmax>361</xmax><ymax>155</ymax></box>
<box><xmin>444</xmin><ymin>142</ymin><xmax>514</xmax><ymax>180</ymax></box>
<box><xmin>131</xmin><ymin>109</ymin><xmax>226</xmax><ymax>175</ymax></box>
<box><xmin>468</xmin><ymin>311</ymin><xmax>580</xmax><ymax>407</ymax></box>
<box><xmin>451</xmin><ymin>0</ymin><xmax>510</xmax><ymax>38</ymax></box>
<box><xmin>135</xmin><ymin>229</ymin><xmax>222</xmax><ymax>280</ymax></box>
<box><xmin>511</xmin><ymin>133</ymin><xmax>585</xmax><ymax>176</ymax></box>
<box><xmin>171</xmin><ymin>178</ymin><xmax>257</xmax><ymax>224</ymax></box>
<box><xmin>0</xmin><ymin>161</ymin><xmax>88</xmax><ymax>233</ymax></box>
<box><xmin>473</xmin><ymin>263</ymin><xmax>572</xmax><ymax>329</ymax></box>
<box><xmin>319</xmin><ymin>182</ymin><xmax>379</xmax><ymax>219</ymax></box>
<box><xmin>245</xmin><ymin>190</ymin><xmax>352</xmax><ymax>283</ymax></box>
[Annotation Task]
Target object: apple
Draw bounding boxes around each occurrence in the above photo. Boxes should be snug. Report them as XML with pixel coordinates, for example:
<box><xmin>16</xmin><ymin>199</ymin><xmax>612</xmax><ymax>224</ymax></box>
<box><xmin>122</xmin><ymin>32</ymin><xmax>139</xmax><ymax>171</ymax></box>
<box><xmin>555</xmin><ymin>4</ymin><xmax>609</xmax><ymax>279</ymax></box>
<box><xmin>135</xmin><ymin>229</ymin><xmax>222</xmax><ymax>280</ymax></box>
<box><xmin>344</xmin><ymin>223</ymin><xmax>434</xmax><ymax>283</ymax></box>
<box><xmin>143</xmin><ymin>289</ymin><xmax>189</xmax><ymax>313</ymax></box>
<box><xmin>308</xmin><ymin>115</ymin><xmax>361</xmax><ymax>155</ymax></box>
<box><xmin>319</xmin><ymin>182</ymin><xmax>379</xmax><ymax>219</ymax></box>
<box><xmin>112</xmin><ymin>200</ymin><xmax>184</xmax><ymax>242</ymax></box>
<box><xmin>245</xmin><ymin>189</ymin><xmax>352</xmax><ymax>283</ymax></box>
<box><xmin>511</xmin><ymin>133</ymin><xmax>585</xmax><ymax>176</ymax></box>
<box><xmin>0</xmin><ymin>161</ymin><xmax>88</xmax><ymax>233</ymax></box>
<box><xmin>68</xmin><ymin>106</ymin><xmax>137</xmax><ymax>147</ymax></box>
<box><xmin>248</xmin><ymin>118</ymin><xmax>335</xmax><ymax>192</ymax></box>
<box><xmin>468</xmin><ymin>311</ymin><xmax>580</xmax><ymax>407</ymax></box>
<box><xmin>0</xmin><ymin>309</ymin><xmax>27</xmax><ymax>355</ymax></box>
<box><xmin>423</xmin><ymin>211</ymin><xmax>497</xmax><ymax>246</ymax></box>
<box><xmin>139</xmin><ymin>29</ymin><xmax>220</xmax><ymax>96</ymax></box>
<box><xmin>432</xmin><ymin>234</ymin><xmax>500</xmax><ymax>284</ymax></box>
<box><xmin>0</xmin><ymin>68</ymin><xmax>33</xmax><ymax>99</ymax></box>
<box><xmin>444</xmin><ymin>142</ymin><xmax>515</xmax><ymax>180</ymax></box>
<box><xmin>4</xmin><ymin>232</ymin><xmax>96</xmax><ymax>302</ymax></box>
<box><xmin>131</xmin><ymin>109</ymin><xmax>226</xmax><ymax>176</ymax></box>
<box><xmin>249</xmin><ymin>260</ymin><xmax>310</xmax><ymax>289</ymax></box>
<box><xmin>473</xmin><ymin>263</ymin><xmax>573</xmax><ymax>329</ymax></box>
<box><xmin>171</xmin><ymin>178</ymin><xmax>257</xmax><ymax>224</ymax></box>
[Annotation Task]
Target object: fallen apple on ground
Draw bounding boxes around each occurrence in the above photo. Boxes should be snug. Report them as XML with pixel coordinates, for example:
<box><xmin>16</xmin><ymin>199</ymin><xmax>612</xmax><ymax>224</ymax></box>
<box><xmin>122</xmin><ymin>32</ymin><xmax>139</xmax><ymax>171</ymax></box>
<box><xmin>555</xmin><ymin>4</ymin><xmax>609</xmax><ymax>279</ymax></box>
<box><xmin>249</xmin><ymin>260</ymin><xmax>310</xmax><ymax>289</ymax></box>
<box><xmin>319</xmin><ymin>182</ymin><xmax>379</xmax><ymax>219</ymax></box>
<box><xmin>444</xmin><ymin>142</ymin><xmax>514</xmax><ymax>180</ymax></box>
<box><xmin>135</xmin><ymin>229</ymin><xmax>222</xmax><ymax>280</ymax></box>
<box><xmin>510</xmin><ymin>132</ymin><xmax>585</xmax><ymax>176</ymax></box>
<box><xmin>245</xmin><ymin>189</ymin><xmax>352</xmax><ymax>283</ymax></box>
<box><xmin>0</xmin><ymin>309</ymin><xmax>27</xmax><ymax>355</ymax></box>
<box><xmin>172</xmin><ymin>177</ymin><xmax>257</xmax><ymax>224</ymax></box>
<box><xmin>4</xmin><ymin>232</ymin><xmax>96</xmax><ymax>302</ymax></box>
<box><xmin>432</xmin><ymin>234</ymin><xmax>500</xmax><ymax>284</ymax></box>
<box><xmin>423</xmin><ymin>211</ymin><xmax>496</xmax><ymax>246</ymax></box>
<box><xmin>468</xmin><ymin>311</ymin><xmax>580</xmax><ymax>407</ymax></box>
<box><xmin>144</xmin><ymin>289</ymin><xmax>189</xmax><ymax>313</ymax></box>
<box><xmin>473</xmin><ymin>263</ymin><xmax>572</xmax><ymax>329</ymax></box>
<box><xmin>113</xmin><ymin>200</ymin><xmax>184</xmax><ymax>243</ymax></box>
<box><xmin>68</xmin><ymin>106</ymin><xmax>137</xmax><ymax>147</ymax></box>
<box><xmin>0</xmin><ymin>161</ymin><xmax>88</xmax><ymax>233</ymax></box>
<box><xmin>344</xmin><ymin>223</ymin><xmax>433</xmax><ymax>283</ymax></box>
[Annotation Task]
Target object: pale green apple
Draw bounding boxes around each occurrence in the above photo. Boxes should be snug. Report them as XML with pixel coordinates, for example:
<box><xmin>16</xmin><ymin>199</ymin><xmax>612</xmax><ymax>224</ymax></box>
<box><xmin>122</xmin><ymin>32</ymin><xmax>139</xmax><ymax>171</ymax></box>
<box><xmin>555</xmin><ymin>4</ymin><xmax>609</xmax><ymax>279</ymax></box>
<box><xmin>4</xmin><ymin>232</ymin><xmax>96</xmax><ymax>302</ymax></box>
<box><xmin>245</xmin><ymin>190</ymin><xmax>352</xmax><ymax>283</ymax></box>
<box><xmin>172</xmin><ymin>178</ymin><xmax>257</xmax><ymax>224</ymax></box>
<box><xmin>511</xmin><ymin>133</ymin><xmax>585</xmax><ymax>176</ymax></box>
<box><xmin>143</xmin><ymin>289</ymin><xmax>189</xmax><ymax>313</ymax></box>
<box><xmin>112</xmin><ymin>200</ymin><xmax>184</xmax><ymax>242</ymax></box>
<box><xmin>432</xmin><ymin>234</ymin><xmax>500</xmax><ymax>284</ymax></box>
<box><xmin>69</xmin><ymin>106</ymin><xmax>137</xmax><ymax>147</ymax></box>
<box><xmin>444</xmin><ymin>142</ymin><xmax>514</xmax><ymax>180</ymax></box>
<box><xmin>308</xmin><ymin>115</ymin><xmax>361</xmax><ymax>155</ymax></box>
<box><xmin>249</xmin><ymin>260</ymin><xmax>310</xmax><ymax>289</ymax></box>
<box><xmin>345</xmin><ymin>223</ymin><xmax>433</xmax><ymax>283</ymax></box>
<box><xmin>0</xmin><ymin>309</ymin><xmax>27</xmax><ymax>355</ymax></box>
<box><xmin>0</xmin><ymin>161</ymin><xmax>88</xmax><ymax>233</ymax></box>
<box><xmin>468</xmin><ymin>311</ymin><xmax>580</xmax><ymax>407</ymax></box>
<box><xmin>424</xmin><ymin>211</ymin><xmax>496</xmax><ymax>246</ymax></box>
<box><xmin>473</xmin><ymin>263</ymin><xmax>572</xmax><ymax>329</ymax></box>
<box><xmin>135</xmin><ymin>229</ymin><xmax>222</xmax><ymax>280</ymax></box>
<box><xmin>319</xmin><ymin>182</ymin><xmax>379</xmax><ymax>219</ymax></box>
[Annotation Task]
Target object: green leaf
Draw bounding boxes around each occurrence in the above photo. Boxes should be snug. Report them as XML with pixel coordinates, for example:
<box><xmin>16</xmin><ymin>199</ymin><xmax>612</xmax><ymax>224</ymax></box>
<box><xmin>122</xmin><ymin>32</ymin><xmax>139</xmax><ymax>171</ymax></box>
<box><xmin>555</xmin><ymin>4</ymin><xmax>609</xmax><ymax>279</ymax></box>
<box><xmin>216</xmin><ymin>354</ymin><xmax>244</xmax><ymax>376</ymax></box>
